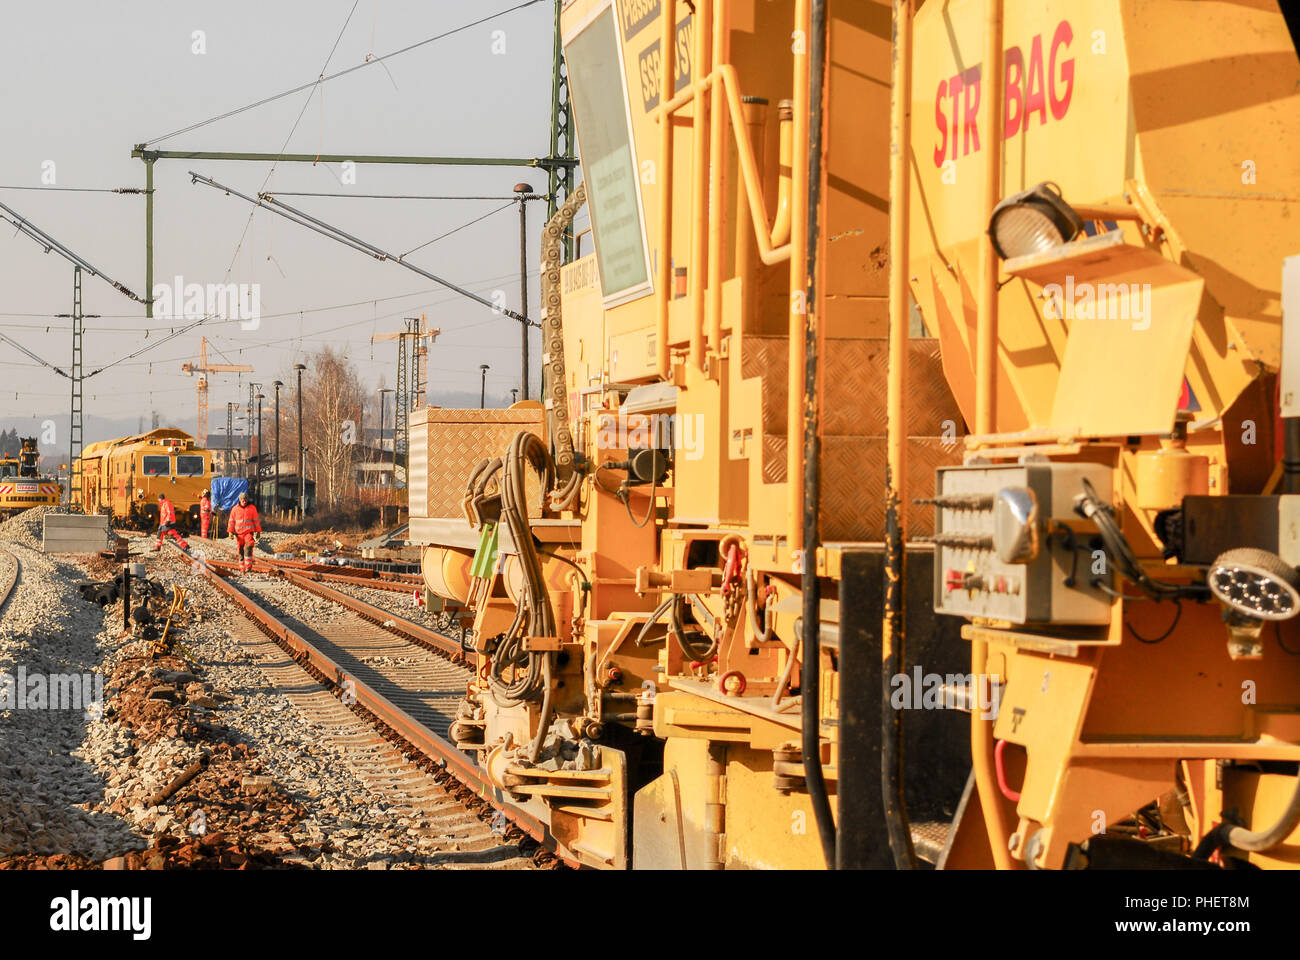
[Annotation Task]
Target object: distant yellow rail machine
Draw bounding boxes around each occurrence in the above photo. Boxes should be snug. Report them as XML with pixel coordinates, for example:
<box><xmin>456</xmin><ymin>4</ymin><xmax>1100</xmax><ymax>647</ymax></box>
<box><xmin>0</xmin><ymin>437</ymin><xmax>61</xmax><ymax>518</ymax></box>
<box><xmin>401</xmin><ymin>0</ymin><xmax>1300</xmax><ymax>869</ymax></box>
<box><xmin>73</xmin><ymin>428</ymin><xmax>213</xmax><ymax>531</ymax></box>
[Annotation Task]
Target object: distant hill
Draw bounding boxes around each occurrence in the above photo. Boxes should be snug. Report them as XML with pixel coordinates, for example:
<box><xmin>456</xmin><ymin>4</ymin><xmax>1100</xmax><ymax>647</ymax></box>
<box><xmin>4</xmin><ymin>386</ymin><xmax>522</xmax><ymax>469</ymax></box>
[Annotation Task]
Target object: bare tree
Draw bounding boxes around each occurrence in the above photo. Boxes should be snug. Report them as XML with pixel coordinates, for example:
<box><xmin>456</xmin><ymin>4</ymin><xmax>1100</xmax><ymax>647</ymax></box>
<box><xmin>284</xmin><ymin>347</ymin><xmax>369</xmax><ymax>510</ymax></box>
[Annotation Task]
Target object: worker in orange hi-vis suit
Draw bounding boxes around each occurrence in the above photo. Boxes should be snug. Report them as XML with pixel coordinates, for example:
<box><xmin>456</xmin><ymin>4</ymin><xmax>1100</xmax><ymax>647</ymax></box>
<box><xmin>199</xmin><ymin>489</ymin><xmax>213</xmax><ymax>539</ymax></box>
<box><xmin>229</xmin><ymin>491</ymin><xmax>262</xmax><ymax>573</ymax></box>
<box><xmin>152</xmin><ymin>493</ymin><xmax>190</xmax><ymax>552</ymax></box>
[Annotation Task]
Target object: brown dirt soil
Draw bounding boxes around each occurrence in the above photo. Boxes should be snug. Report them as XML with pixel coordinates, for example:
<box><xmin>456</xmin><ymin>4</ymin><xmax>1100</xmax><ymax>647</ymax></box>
<box><xmin>0</xmin><ymin>618</ymin><xmax>328</xmax><ymax>870</ymax></box>
<box><xmin>275</xmin><ymin>529</ymin><xmax>358</xmax><ymax>556</ymax></box>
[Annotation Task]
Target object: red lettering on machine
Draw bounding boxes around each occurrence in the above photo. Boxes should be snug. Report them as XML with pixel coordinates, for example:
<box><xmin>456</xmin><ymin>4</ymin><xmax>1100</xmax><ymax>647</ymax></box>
<box><xmin>933</xmin><ymin>19</ymin><xmax>1075</xmax><ymax>168</ymax></box>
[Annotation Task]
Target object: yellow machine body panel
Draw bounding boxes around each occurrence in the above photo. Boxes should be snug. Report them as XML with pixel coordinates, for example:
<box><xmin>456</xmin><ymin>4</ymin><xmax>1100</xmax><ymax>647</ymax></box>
<box><xmin>405</xmin><ymin>0</ymin><xmax>1300</xmax><ymax>870</ymax></box>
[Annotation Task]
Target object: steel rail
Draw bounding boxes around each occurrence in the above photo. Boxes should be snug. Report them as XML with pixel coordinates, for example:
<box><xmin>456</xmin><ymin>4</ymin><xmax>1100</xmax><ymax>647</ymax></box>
<box><xmin>0</xmin><ymin>547</ymin><xmax>18</xmax><ymax>614</ymax></box>
<box><xmin>200</xmin><ymin>557</ymin><xmax>467</xmax><ymax>661</ymax></box>
<box><xmin>282</xmin><ymin>565</ymin><xmax>470</xmax><ymax>664</ymax></box>
<box><xmin>176</xmin><ymin>544</ymin><xmax>573</xmax><ymax>867</ymax></box>
<box><xmin>194</xmin><ymin>540</ymin><xmax>421</xmax><ymax>582</ymax></box>
<box><xmin>204</xmin><ymin>555</ymin><xmax>421</xmax><ymax>593</ymax></box>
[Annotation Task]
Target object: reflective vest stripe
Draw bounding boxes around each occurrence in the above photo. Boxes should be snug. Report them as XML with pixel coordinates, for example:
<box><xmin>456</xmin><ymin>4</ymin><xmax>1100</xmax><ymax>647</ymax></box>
<box><xmin>230</xmin><ymin>505</ymin><xmax>261</xmax><ymax>534</ymax></box>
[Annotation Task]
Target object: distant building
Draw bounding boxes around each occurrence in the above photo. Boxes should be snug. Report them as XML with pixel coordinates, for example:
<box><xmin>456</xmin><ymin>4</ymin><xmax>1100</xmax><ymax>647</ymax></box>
<box><xmin>206</xmin><ymin>434</ymin><xmax>249</xmax><ymax>477</ymax></box>
<box><xmin>354</xmin><ymin>441</ymin><xmax>395</xmax><ymax>490</ymax></box>
<box><xmin>251</xmin><ymin>474</ymin><xmax>316</xmax><ymax>515</ymax></box>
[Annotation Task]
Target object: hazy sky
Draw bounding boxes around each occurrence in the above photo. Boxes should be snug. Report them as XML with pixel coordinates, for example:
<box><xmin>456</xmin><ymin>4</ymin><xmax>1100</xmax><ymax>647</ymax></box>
<box><xmin>0</xmin><ymin>0</ymin><xmax>574</xmax><ymax>440</ymax></box>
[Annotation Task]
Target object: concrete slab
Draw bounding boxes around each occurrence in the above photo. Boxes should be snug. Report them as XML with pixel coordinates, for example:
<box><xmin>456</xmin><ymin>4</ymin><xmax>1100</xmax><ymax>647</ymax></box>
<box><xmin>43</xmin><ymin>513</ymin><xmax>114</xmax><ymax>554</ymax></box>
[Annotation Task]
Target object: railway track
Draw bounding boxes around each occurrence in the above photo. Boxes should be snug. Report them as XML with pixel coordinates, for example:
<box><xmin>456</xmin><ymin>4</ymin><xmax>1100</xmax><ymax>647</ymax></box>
<box><xmin>0</xmin><ymin>547</ymin><xmax>17</xmax><ymax>614</ymax></box>
<box><xmin>161</xmin><ymin>540</ymin><xmax>573</xmax><ymax>868</ymax></box>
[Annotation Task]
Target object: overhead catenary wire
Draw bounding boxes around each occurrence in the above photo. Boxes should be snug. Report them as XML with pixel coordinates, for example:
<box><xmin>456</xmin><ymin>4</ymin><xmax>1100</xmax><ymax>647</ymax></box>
<box><xmin>0</xmin><ymin>331</ymin><xmax>67</xmax><ymax>377</ymax></box>
<box><xmin>0</xmin><ymin>185</ymin><xmax>146</xmax><ymax>194</ymax></box>
<box><xmin>189</xmin><ymin>171</ymin><xmax>533</xmax><ymax>326</ymax></box>
<box><xmin>399</xmin><ymin>201</ymin><xmax>516</xmax><ymax>259</ymax></box>
<box><xmin>86</xmin><ymin>312</ymin><xmax>222</xmax><ymax>378</ymax></box>
<box><xmin>0</xmin><ymin>198</ymin><xmax>143</xmax><ymax>302</ymax></box>
<box><xmin>219</xmin><ymin>0</ymin><xmax>363</xmax><ymax>283</ymax></box>
<box><xmin>141</xmin><ymin>0</ymin><xmax>545</xmax><ymax>147</ymax></box>
<box><xmin>263</xmin><ymin>192</ymin><xmax>527</xmax><ymax>201</ymax></box>
<box><xmin>0</xmin><ymin>267</ymin><xmax>532</xmax><ymax>329</ymax></box>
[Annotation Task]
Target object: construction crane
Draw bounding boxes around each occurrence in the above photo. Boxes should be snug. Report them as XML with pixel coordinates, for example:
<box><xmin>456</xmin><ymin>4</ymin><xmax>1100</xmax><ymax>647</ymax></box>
<box><xmin>181</xmin><ymin>337</ymin><xmax>252</xmax><ymax>442</ymax></box>
<box><xmin>370</xmin><ymin>315</ymin><xmax>439</xmax><ymax>486</ymax></box>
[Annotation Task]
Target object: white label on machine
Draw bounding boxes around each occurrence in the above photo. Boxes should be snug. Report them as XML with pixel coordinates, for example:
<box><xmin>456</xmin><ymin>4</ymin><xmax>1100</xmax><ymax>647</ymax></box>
<box><xmin>1281</xmin><ymin>255</ymin><xmax>1300</xmax><ymax>417</ymax></box>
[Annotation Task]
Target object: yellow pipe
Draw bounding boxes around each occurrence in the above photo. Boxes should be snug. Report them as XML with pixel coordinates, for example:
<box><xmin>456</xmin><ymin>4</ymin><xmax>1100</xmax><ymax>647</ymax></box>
<box><xmin>655</xmin><ymin>1</ymin><xmax>677</xmax><ymax>381</ymax></box>
<box><xmin>971</xmin><ymin>638</ymin><xmax>1016</xmax><ymax>869</ymax></box>
<box><xmin>772</xmin><ymin>101</ymin><xmax>794</xmax><ymax>250</ymax></box>
<box><xmin>733</xmin><ymin>97</ymin><xmax>766</xmax><ymax>325</ymax></box>
<box><xmin>706</xmin><ymin>0</ymin><xmax>729</xmax><ymax>360</ymax></box>
<box><xmin>787</xmin><ymin>0</ymin><xmax>811</xmax><ymax>553</ymax></box>
<box><xmin>688</xmin><ymin>0</ymin><xmax>712</xmax><ymax>371</ymax></box>
<box><xmin>974</xmin><ymin>0</ymin><xmax>1004</xmax><ymax>435</ymax></box>
<box><xmin>658</xmin><ymin>66</ymin><xmax>791</xmax><ymax>267</ymax></box>
<box><xmin>971</xmin><ymin>0</ymin><xmax>1015</xmax><ymax>868</ymax></box>
<box><xmin>1071</xmin><ymin>203</ymin><xmax>1142</xmax><ymax>222</ymax></box>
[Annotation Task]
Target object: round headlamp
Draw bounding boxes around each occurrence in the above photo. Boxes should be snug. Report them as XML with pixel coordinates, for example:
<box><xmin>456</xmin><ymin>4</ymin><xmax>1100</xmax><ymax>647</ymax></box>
<box><xmin>988</xmin><ymin>181</ymin><xmax>1084</xmax><ymax>260</ymax></box>
<box><xmin>1208</xmin><ymin>548</ymin><xmax>1300</xmax><ymax>622</ymax></box>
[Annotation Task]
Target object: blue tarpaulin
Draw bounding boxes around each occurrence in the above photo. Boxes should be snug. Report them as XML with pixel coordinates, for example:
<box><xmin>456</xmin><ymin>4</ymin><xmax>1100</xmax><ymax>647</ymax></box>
<box><xmin>210</xmin><ymin>477</ymin><xmax>249</xmax><ymax>511</ymax></box>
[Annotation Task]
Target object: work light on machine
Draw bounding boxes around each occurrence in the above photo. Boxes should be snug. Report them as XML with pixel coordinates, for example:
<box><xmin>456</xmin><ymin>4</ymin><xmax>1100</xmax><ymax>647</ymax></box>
<box><xmin>1208</xmin><ymin>548</ymin><xmax>1300</xmax><ymax>622</ymax></box>
<box><xmin>987</xmin><ymin>181</ymin><xmax>1085</xmax><ymax>260</ymax></box>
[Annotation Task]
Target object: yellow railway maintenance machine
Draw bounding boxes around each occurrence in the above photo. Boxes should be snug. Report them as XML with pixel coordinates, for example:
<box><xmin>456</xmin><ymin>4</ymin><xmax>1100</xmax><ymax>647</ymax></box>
<box><xmin>415</xmin><ymin>0</ymin><xmax>971</xmax><ymax>870</ymax></box>
<box><xmin>411</xmin><ymin>0</ymin><xmax>1300</xmax><ymax>869</ymax></box>
<box><xmin>0</xmin><ymin>438</ymin><xmax>61</xmax><ymax>518</ymax></box>
<box><xmin>73</xmin><ymin>428</ymin><xmax>213</xmax><ymax>532</ymax></box>
<box><xmin>907</xmin><ymin>0</ymin><xmax>1300</xmax><ymax>870</ymax></box>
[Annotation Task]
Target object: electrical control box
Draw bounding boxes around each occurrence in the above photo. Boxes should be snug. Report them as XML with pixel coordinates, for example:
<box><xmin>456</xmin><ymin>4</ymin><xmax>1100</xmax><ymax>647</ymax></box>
<box><xmin>931</xmin><ymin>461</ymin><xmax>1114</xmax><ymax>625</ymax></box>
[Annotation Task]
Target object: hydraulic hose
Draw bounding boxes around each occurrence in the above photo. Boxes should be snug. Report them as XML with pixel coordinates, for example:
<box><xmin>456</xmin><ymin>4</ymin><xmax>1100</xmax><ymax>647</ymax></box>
<box><xmin>488</xmin><ymin>432</ymin><xmax>557</xmax><ymax>714</ymax></box>
<box><xmin>1196</xmin><ymin>773</ymin><xmax>1300</xmax><ymax>856</ymax></box>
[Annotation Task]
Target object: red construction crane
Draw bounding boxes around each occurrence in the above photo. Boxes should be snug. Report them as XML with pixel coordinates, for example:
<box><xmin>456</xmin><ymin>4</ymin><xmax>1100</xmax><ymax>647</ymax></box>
<box><xmin>181</xmin><ymin>337</ymin><xmax>253</xmax><ymax>441</ymax></box>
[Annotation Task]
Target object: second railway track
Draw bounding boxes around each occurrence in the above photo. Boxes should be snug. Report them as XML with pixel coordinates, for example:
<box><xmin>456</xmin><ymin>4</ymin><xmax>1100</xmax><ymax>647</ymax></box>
<box><xmin>155</xmin><ymin>537</ymin><xmax>571</xmax><ymax>868</ymax></box>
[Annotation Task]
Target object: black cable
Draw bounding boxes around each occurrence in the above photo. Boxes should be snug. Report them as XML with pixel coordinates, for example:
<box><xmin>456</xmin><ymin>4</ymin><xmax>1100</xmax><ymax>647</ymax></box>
<box><xmin>669</xmin><ymin>594</ymin><xmax>717</xmax><ymax>662</ymax></box>
<box><xmin>1076</xmin><ymin>477</ymin><xmax>1210</xmax><ymax>602</ymax></box>
<box><xmin>1125</xmin><ymin>598</ymin><xmax>1182</xmax><ymax>644</ymax></box>
<box><xmin>539</xmin><ymin>550</ymin><xmax>590</xmax><ymax>618</ymax></box>
<box><xmin>1275</xmin><ymin>621</ymin><xmax>1300</xmax><ymax>656</ymax></box>
<box><xmin>625</xmin><ymin>475</ymin><xmax>657</xmax><ymax>528</ymax></box>
<box><xmin>802</xmin><ymin>0</ymin><xmax>838</xmax><ymax>872</ymax></box>
<box><xmin>1054</xmin><ymin>523</ymin><xmax>1080</xmax><ymax>588</ymax></box>
<box><xmin>634</xmin><ymin>596</ymin><xmax>675</xmax><ymax>647</ymax></box>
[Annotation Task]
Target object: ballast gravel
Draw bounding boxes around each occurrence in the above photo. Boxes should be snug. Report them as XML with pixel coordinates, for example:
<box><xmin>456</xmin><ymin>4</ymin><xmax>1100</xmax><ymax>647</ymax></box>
<box><xmin>0</xmin><ymin>517</ymin><xmax>528</xmax><ymax>870</ymax></box>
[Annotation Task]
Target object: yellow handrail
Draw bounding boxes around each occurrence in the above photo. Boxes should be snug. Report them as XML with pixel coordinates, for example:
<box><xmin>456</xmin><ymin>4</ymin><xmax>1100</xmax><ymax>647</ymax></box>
<box><xmin>706</xmin><ymin>0</ymin><xmax>729</xmax><ymax>358</ymax></box>
<box><xmin>655</xmin><ymin>66</ymin><xmax>793</xmax><ymax>269</ymax></box>
<box><xmin>688</xmin><ymin>0</ymin><xmax>713</xmax><ymax>370</ymax></box>
<box><xmin>651</xmin><ymin>0</ymin><xmax>801</xmax><ymax>547</ymax></box>
<box><xmin>654</xmin><ymin>3</ymin><xmax>677</xmax><ymax>380</ymax></box>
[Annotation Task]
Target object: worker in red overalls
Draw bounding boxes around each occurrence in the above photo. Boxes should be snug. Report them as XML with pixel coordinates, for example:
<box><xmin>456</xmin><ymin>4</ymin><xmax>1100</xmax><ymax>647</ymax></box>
<box><xmin>199</xmin><ymin>489</ymin><xmax>213</xmax><ymax>540</ymax></box>
<box><xmin>152</xmin><ymin>493</ymin><xmax>190</xmax><ymax>552</ymax></box>
<box><xmin>229</xmin><ymin>491</ymin><xmax>262</xmax><ymax>573</ymax></box>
